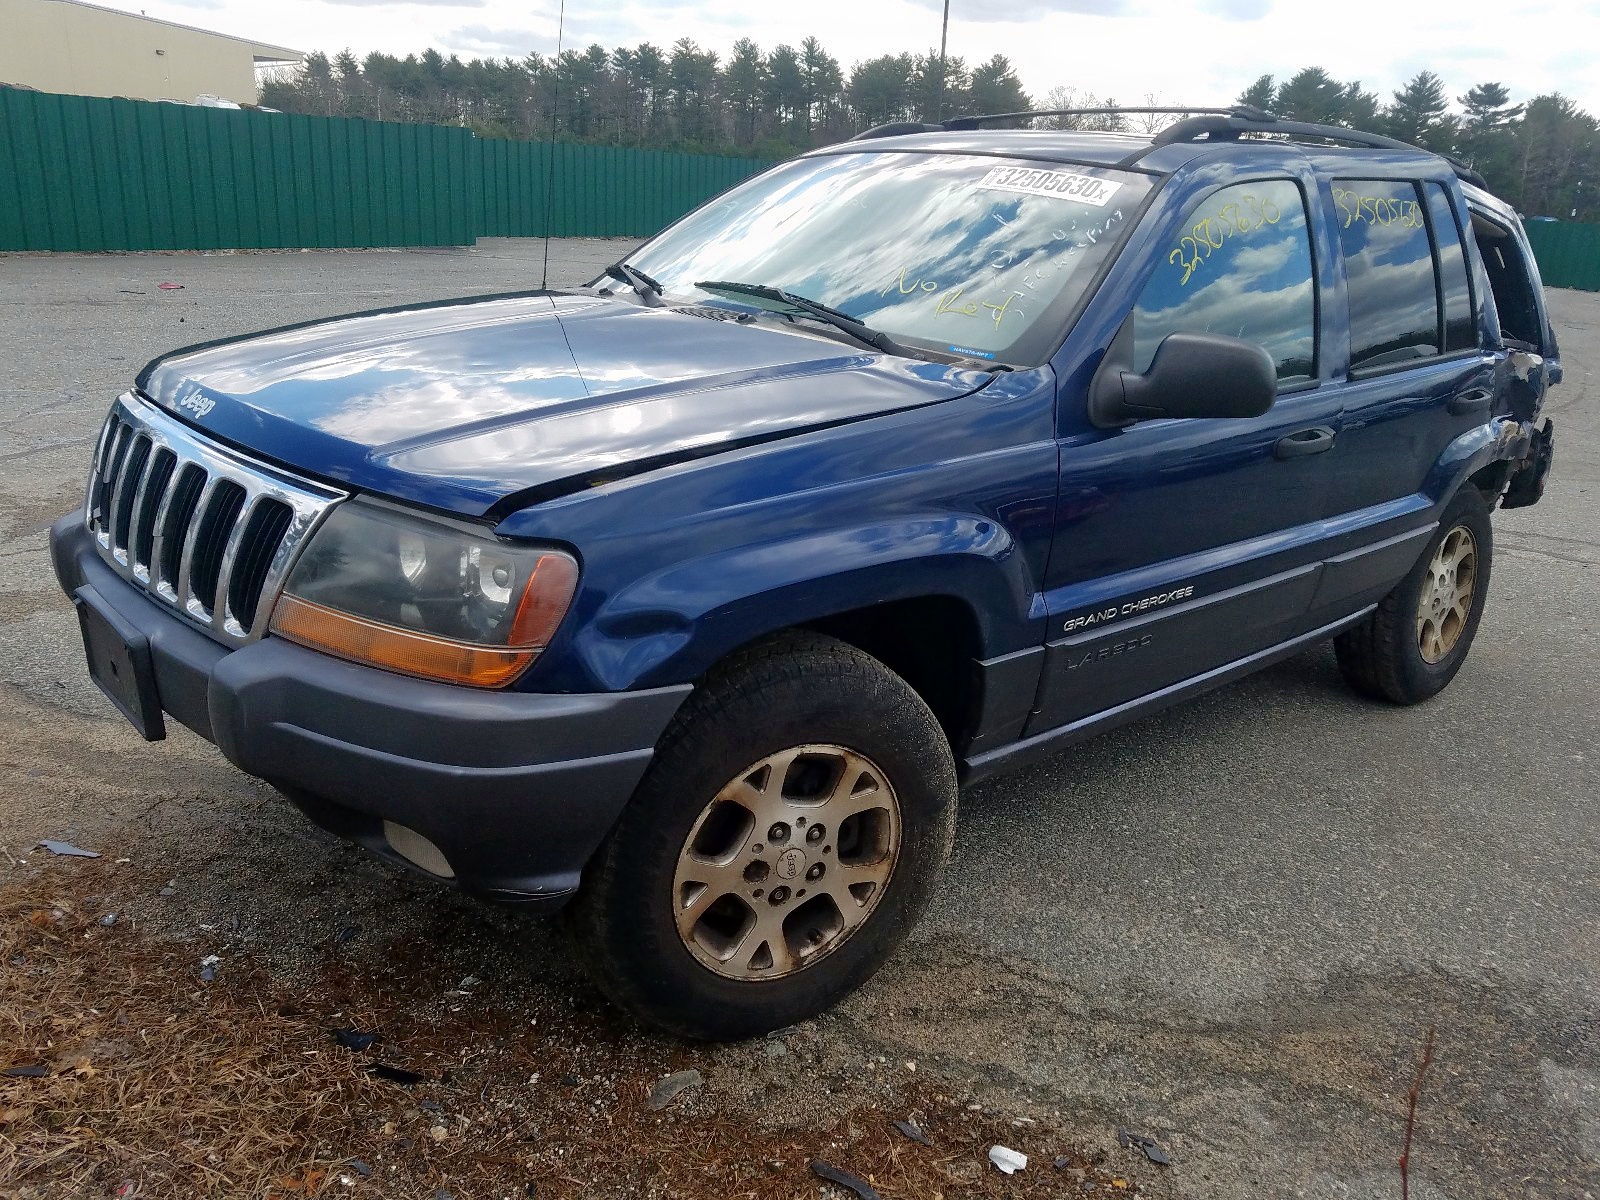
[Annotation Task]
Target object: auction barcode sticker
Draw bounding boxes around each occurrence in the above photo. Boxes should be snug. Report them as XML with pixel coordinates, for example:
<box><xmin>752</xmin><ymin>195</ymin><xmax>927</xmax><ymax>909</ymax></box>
<box><xmin>978</xmin><ymin>166</ymin><xmax>1121</xmax><ymax>207</ymax></box>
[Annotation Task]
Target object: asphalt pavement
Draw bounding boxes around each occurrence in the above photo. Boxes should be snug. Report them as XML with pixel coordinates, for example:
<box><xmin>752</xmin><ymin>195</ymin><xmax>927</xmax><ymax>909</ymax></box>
<box><xmin>0</xmin><ymin>240</ymin><xmax>1595</xmax><ymax>1198</ymax></box>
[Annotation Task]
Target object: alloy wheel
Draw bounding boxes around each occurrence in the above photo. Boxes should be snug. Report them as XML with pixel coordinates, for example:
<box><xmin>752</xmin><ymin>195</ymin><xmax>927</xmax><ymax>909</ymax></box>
<box><xmin>671</xmin><ymin>744</ymin><xmax>901</xmax><ymax>981</ymax></box>
<box><xmin>1416</xmin><ymin>525</ymin><xmax>1478</xmax><ymax>664</ymax></box>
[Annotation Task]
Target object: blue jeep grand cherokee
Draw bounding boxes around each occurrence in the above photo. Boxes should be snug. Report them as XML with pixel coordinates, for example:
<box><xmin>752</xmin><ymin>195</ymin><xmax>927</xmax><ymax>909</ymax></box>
<box><xmin>52</xmin><ymin>108</ymin><xmax>1559</xmax><ymax>1039</ymax></box>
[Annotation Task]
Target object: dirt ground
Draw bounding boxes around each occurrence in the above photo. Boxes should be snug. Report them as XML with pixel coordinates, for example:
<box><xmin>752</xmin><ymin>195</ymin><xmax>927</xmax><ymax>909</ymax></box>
<box><xmin>0</xmin><ymin>242</ymin><xmax>1596</xmax><ymax>1200</ymax></box>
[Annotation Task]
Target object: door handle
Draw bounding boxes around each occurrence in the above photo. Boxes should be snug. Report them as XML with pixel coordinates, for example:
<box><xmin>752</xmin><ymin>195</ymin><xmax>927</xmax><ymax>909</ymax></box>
<box><xmin>1274</xmin><ymin>426</ymin><xmax>1336</xmax><ymax>459</ymax></box>
<box><xmin>1449</xmin><ymin>387</ymin><xmax>1494</xmax><ymax>416</ymax></box>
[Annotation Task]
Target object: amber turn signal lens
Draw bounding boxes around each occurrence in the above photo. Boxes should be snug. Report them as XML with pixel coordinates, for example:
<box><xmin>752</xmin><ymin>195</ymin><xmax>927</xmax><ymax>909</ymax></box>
<box><xmin>508</xmin><ymin>552</ymin><xmax>580</xmax><ymax>648</ymax></box>
<box><xmin>271</xmin><ymin>595</ymin><xmax>538</xmax><ymax>688</ymax></box>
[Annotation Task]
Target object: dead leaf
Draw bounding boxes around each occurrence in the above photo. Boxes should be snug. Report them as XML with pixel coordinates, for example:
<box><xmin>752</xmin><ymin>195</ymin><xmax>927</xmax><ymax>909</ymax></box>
<box><xmin>0</xmin><ymin>1108</ymin><xmax>31</xmax><ymax>1125</ymax></box>
<box><xmin>72</xmin><ymin>1057</ymin><xmax>99</xmax><ymax>1078</ymax></box>
<box><xmin>273</xmin><ymin>1168</ymin><xmax>327</xmax><ymax>1195</ymax></box>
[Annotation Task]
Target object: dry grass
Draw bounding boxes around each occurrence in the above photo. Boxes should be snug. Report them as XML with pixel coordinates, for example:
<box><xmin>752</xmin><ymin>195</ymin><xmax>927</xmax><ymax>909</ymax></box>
<box><xmin>0</xmin><ymin>861</ymin><xmax>1148</xmax><ymax>1199</ymax></box>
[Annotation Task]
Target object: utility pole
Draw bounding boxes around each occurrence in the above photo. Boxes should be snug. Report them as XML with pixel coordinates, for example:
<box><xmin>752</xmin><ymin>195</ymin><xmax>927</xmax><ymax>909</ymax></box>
<box><xmin>936</xmin><ymin>0</ymin><xmax>950</xmax><ymax>121</ymax></box>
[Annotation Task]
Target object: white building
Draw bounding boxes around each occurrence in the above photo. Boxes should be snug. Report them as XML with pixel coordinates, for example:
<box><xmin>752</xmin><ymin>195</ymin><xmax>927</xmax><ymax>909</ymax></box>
<box><xmin>0</xmin><ymin>0</ymin><xmax>302</xmax><ymax>106</ymax></box>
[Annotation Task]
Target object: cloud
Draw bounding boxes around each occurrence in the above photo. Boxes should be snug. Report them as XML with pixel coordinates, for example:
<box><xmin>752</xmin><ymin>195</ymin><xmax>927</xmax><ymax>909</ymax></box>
<box><xmin>1195</xmin><ymin>0</ymin><xmax>1273</xmax><ymax>17</ymax></box>
<box><xmin>906</xmin><ymin>0</ymin><xmax>1130</xmax><ymax>22</ymax></box>
<box><xmin>320</xmin><ymin>0</ymin><xmax>485</xmax><ymax>6</ymax></box>
<box><xmin>443</xmin><ymin>23</ymin><xmax>545</xmax><ymax>57</ymax></box>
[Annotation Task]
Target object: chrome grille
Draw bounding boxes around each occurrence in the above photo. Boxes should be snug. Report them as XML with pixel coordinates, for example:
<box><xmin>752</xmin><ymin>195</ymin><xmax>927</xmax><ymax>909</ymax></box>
<box><xmin>84</xmin><ymin>392</ymin><xmax>347</xmax><ymax>646</ymax></box>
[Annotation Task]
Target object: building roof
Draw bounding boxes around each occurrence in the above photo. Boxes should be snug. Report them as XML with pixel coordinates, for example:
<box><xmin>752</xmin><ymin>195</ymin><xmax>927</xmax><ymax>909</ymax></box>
<box><xmin>40</xmin><ymin>0</ymin><xmax>302</xmax><ymax>61</ymax></box>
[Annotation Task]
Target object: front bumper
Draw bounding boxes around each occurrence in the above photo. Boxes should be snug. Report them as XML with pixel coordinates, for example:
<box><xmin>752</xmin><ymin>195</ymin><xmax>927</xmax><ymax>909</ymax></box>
<box><xmin>51</xmin><ymin>513</ymin><xmax>690</xmax><ymax>909</ymax></box>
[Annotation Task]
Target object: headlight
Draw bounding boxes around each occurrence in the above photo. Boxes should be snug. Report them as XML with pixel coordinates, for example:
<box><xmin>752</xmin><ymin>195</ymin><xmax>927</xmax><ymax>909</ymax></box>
<box><xmin>268</xmin><ymin>501</ymin><xmax>578</xmax><ymax>688</ymax></box>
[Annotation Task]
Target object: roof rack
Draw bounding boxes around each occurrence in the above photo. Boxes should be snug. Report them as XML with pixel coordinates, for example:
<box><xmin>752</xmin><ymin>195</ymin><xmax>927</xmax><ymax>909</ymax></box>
<box><xmin>851</xmin><ymin>105</ymin><xmax>1487</xmax><ymax>190</ymax></box>
<box><xmin>852</xmin><ymin>106</ymin><xmax>1267</xmax><ymax>140</ymax></box>
<box><xmin>942</xmin><ymin>105</ymin><xmax>1270</xmax><ymax>131</ymax></box>
<box><xmin>1148</xmin><ymin>112</ymin><xmax>1488</xmax><ymax>188</ymax></box>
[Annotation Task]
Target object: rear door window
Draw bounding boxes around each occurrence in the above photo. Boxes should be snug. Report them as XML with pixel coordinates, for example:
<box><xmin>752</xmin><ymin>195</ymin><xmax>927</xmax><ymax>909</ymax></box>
<box><xmin>1132</xmin><ymin>178</ymin><xmax>1316</xmax><ymax>384</ymax></box>
<box><xmin>1333</xmin><ymin>180</ymin><xmax>1440</xmax><ymax>369</ymax></box>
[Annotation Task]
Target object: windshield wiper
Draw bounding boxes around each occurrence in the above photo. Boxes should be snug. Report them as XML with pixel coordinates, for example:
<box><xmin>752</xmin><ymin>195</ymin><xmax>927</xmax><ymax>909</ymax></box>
<box><xmin>604</xmin><ymin>260</ymin><xmax>664</xmax><ymax>305</ymax></box>
<box><xmin>694</xmin><ymin>280</ymin><xmax>915</xmax><ymax>357</ymax></box>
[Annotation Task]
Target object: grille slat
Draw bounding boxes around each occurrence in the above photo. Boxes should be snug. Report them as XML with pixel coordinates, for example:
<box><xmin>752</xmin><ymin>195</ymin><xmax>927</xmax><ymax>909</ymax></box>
<box><xmin>83</xmin><ymin>394</ymin><xmax>346</xmax><ymax>647</ymax></box>
<box><xmin>226</xmin><ymin>499</ymin><xmax>294</xmax><ymax>636</ymax></box>
<box><xmin>109</xmin><ymin>434</ymin><xmax>152</xmax><ymax>556</ymax></box>
<box><xmin>188</xmin><ymin>480</ymin><xmax>247</xmax><ymax>618</ymax></box>
<box><xmin>92</xmin><ymin>421</ymin><xmax>133</xmax><ymax>537</ymax></box>
<box><xmin>131</xmin><ymin>447</ymin><xmax>178</xmax><ymax>576</ymax></box>
<box><xmin>155</xmin><ymin>464</ymin><xmax>207</xmax><ymax>598</ymax></box>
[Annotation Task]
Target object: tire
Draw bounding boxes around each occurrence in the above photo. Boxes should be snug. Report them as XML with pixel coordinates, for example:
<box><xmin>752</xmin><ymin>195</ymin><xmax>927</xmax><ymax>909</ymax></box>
<box><xmin>1334</xmin><ymin>486</ymin><xmax>1493</xmax><ymax>705</ymax></box>
<box><xmin>568</xmin><ymin>631</ymin><xmax>958</xmax><ymax>1041</ymax></box>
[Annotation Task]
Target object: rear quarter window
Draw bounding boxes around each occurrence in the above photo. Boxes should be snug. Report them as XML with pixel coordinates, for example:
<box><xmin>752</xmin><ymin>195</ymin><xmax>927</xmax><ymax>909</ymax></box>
<box><xmin>1424</xmin><ymin>182</ymin><xmax>1477</xmax><ymax>352</ymax></box>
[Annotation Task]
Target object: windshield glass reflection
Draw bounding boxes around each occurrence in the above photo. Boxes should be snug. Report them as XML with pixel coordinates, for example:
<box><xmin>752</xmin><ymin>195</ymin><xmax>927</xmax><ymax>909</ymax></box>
<box><xmin>630</xmin><ymin>152</ymin><xmax>1152</xmax><ymax>364</ymax></box>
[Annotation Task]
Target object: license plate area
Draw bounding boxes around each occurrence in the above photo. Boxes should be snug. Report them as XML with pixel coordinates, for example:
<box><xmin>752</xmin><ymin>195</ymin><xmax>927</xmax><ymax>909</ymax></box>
<box><xmin>74</xmin><ymin>586</ymin><xmax>166</xmax><ymax>741</ymax></box>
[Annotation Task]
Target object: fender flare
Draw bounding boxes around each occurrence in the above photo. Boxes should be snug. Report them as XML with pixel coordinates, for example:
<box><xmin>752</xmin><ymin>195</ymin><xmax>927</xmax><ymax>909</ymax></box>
<box><xmin>565</xmin><ymin>514</ymin><xmax>1039</xmax><ymax>691</ymax></box>
<box><xmin>1422</xmin><ymin>416</ymin><xmax>1533</xmax><ymax>509</ymax></box>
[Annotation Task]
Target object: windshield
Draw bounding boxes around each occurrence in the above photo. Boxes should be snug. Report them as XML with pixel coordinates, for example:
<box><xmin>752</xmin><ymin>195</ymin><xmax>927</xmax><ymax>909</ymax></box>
<box><xmin>627</xmin><ymin>151</ymin><xmax>1153</xmax><ymax>366</ymax></box>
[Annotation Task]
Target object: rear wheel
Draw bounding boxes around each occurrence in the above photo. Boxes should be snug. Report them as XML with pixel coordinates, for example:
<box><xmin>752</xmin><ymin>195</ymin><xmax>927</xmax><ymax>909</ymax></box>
<box><xmin>1335</xmin><ymin>486</ymin><xmax>1493</xmax><ymax>704</ymax></box>
<box><xmin>568</xmin><ymin>632</ymin><xmax>957</xmax><ymax>1041</ymax></box>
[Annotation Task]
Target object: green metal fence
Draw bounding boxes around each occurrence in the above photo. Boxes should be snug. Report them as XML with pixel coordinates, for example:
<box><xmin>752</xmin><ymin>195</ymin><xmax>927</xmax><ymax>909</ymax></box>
<box><xmin>0</xmin><ymin>86</ymin><xmax>771</xmax><ymax>252</ymax></box>
<box><xmin>475</xmin><ymin>138</ymin><xmax>768</xmax><ymax>239</ymax></box>
<box><xmin>1524</xmin><ymin>220</ymin><xmax>1600</xmax><ymax>293</ymax></box>
<box><xmin>13</xmin><ymin>83</ymin><xmax>1595</xmax><ymax>285</ymax></box>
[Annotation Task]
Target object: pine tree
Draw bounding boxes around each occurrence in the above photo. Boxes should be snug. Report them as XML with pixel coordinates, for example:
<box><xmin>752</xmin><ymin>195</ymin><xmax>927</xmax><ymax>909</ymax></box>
<box><xmin>1236</xmin><ymin>74</ymin><xmax>1275</xmax><ymax>113</ymax></box>
<box><xmin>1383</xmin><ymin>70</ymin><xmax>1455</xmax><ymax>153</ymax></box>
<box><xmin>1340</xmin><ymin>83</ymin><xmax>1380</xmax><ymax>129</ymax></box>
<box><xmin>848</xmin><ymin>55</ymin><xmax>914</xmax><ymax>128</ymax></box>
<box><xmin>967</xmin><ymin>55</ymin><xmax>1031</xmax><ymax>123</ymax></box>
<box><xmin>1274</xmin><ymin>68</ymin><xmax>1347</xmax><ymax>125</ymax></box>
<box><xmin>763</xmin><ymin>45</ymin><xmax>806</xmax><ymax>133</ymax></box>
<box><xmin>1457</xmin><ymin>82</ymin><xmax>1523</xmax><ymax>171</ymax></box>
<box><xmin>723</xmin><ymin>39</ymin><xmax>766</xmax><ymax>143</ymax></box>
<box><xmin>1513</xmin><ymin>93</ymin><xmax>1599</xmax><ymax>217</ymax></box>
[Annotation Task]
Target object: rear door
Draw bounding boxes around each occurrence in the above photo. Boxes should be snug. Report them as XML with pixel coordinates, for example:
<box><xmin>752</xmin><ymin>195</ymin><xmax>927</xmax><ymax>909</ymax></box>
<box><xmin>1308</xmin><ymin>176</ymin><xmax>1502</xmax><ymax>620</ymax></box>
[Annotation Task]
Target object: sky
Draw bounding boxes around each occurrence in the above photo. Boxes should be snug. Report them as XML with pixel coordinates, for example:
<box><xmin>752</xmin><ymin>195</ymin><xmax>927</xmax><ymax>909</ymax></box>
<box><xmin>104</xmin><ymin>0</ymin><xmax>1600</xmax><ymax>117</ymax></box>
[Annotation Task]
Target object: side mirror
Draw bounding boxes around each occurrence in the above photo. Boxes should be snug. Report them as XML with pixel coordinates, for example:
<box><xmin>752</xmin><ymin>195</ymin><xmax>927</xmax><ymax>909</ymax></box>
<box><xmin>1090</xmin><ymin>331</ymin><xmax>1277</xmax><ymax>428</ymax></box>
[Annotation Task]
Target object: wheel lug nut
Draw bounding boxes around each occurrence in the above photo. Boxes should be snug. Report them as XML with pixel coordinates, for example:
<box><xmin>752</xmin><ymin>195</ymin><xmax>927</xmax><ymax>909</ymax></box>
<box><xmin>769</xmin><ymin>886</ymin><xmax>790</xmax><ymax>905</ymax></box>
<box><xmin>806</xmin><ymin>863</ymin><xmax>824</xmax><ymax>881</ymax></box>
<box><xmin>806</xmin><ymin>824</ymin><xmax>825</xmax><ymax>844</ymax></box>
<box><xmin>744</xmin><ymin>861</ymin><xmax>770</xmax><ymax>884</ymax></box>
<box><xmin>768</xmin><ymin>822</ymin><xmax>790</xmax><ymax>843</ymax></box>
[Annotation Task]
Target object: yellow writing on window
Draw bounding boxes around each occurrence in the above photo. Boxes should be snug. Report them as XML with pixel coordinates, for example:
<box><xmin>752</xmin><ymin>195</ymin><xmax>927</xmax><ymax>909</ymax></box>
<box><xmin>1168</xmin><ymin>192</ymin><xmax>1283</xmax><ymax>286</ymax></box>
<box><xmin>1332</xmin><ymin>187</ymin><xmax>1425</xmax><ymax>231</ymax></box>
<box><xmin>883</xmin><ymin>266</ymin><xmax>940</xmax><ymax>296</ymax></box>
<box><xmin>932</xmin><ymin>285</ymin><xmax>1024</xmax><ymax>330</ymax></box>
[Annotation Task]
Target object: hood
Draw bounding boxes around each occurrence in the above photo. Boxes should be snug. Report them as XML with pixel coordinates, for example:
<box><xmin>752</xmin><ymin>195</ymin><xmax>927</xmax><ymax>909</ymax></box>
<box><xmin>138</xmin><ymin>292</ymin><xmax>995</xmax><ymax>517</ymax></box>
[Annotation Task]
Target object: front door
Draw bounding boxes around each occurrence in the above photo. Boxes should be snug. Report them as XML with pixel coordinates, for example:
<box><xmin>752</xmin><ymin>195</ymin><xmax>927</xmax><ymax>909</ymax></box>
<box><xmin>1029</xmin><ymin>172</ymin><xmax>1342</xmax><ymax>734</ymax></box>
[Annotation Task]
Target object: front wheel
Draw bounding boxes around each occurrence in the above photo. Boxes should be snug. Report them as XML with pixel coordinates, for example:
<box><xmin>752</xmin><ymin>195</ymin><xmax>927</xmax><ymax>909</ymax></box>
<box><xmin>568</xmin><ymin>632</ymin><xmax>957</xmax><ymax>1041</ymax></box>
<box><xmin>1335</xmin><ymin>486</ymin><xmax>1493</xmax><ymax>704</ymax></box>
